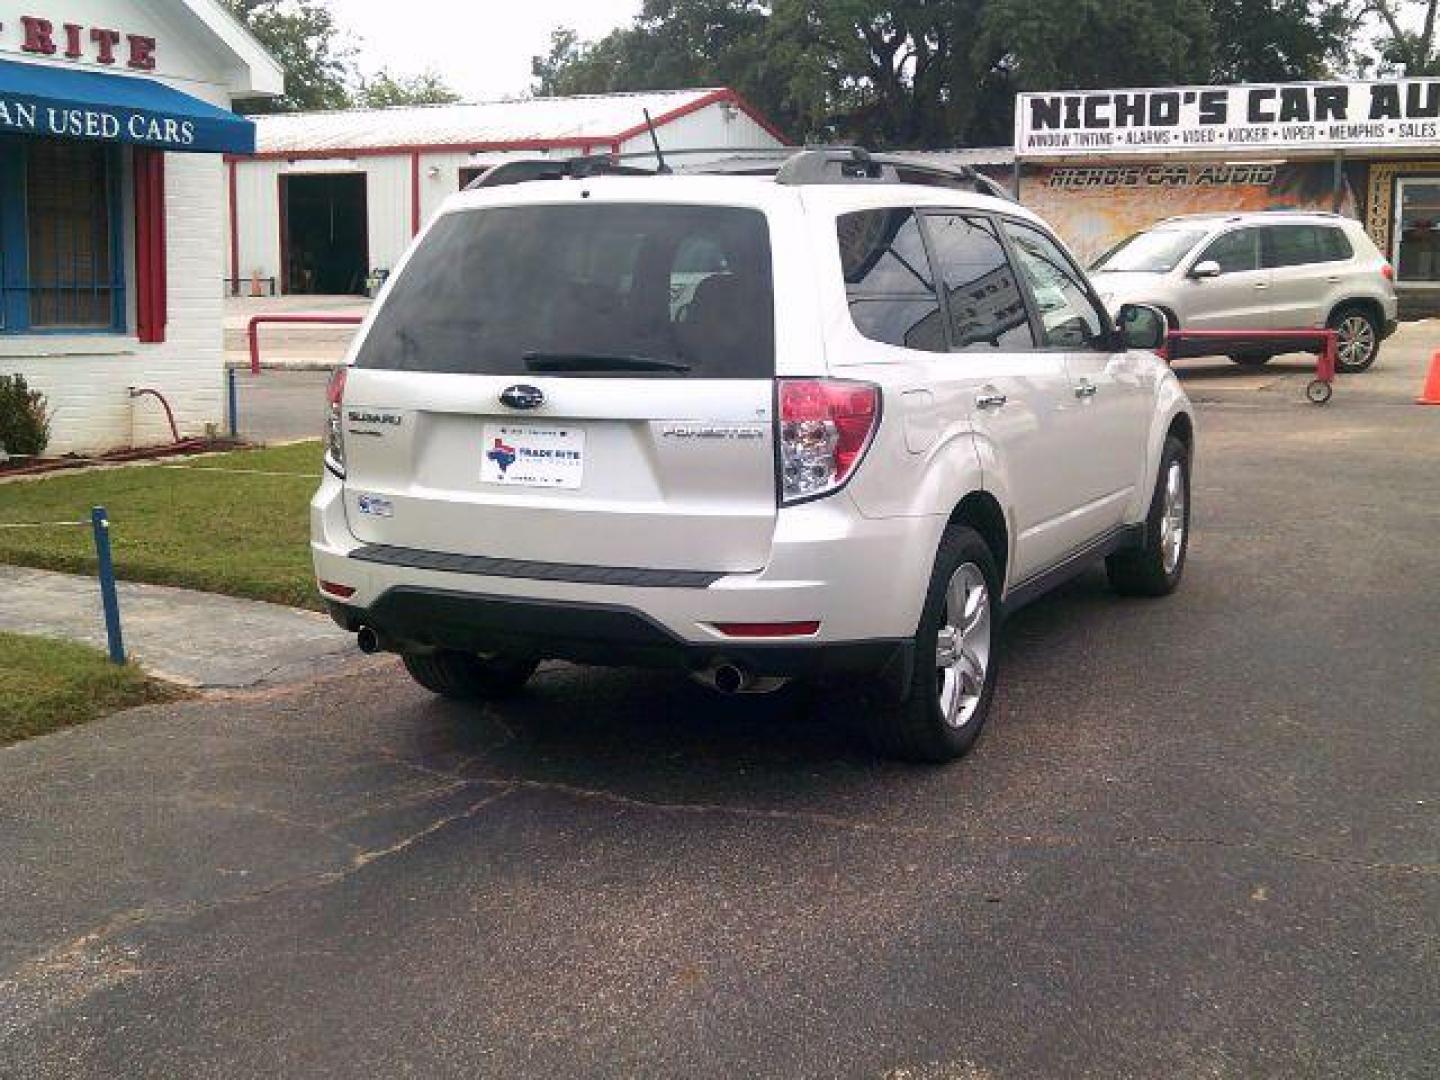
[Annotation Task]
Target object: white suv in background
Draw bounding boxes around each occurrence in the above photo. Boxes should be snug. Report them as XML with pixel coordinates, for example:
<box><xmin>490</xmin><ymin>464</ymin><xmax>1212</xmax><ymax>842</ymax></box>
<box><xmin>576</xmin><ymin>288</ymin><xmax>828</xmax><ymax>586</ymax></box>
<box><xmin>1091</xmin><ymin>211</ymin><xmax>1398</xmax><ymax>371</ymax></box>
<box><xmin>312</xmin><ymin>149</ymin><xmax>1194</xmax><ymax>763</ymax></box>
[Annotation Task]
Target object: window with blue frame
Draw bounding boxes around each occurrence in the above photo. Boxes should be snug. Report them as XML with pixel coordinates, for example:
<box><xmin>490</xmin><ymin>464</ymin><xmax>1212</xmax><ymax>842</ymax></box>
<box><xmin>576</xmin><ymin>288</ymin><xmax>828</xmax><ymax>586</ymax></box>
<box><xmin>0</xmin><ymin>137</ymin><xmax>125</xmax><ymax>334</ymax></box>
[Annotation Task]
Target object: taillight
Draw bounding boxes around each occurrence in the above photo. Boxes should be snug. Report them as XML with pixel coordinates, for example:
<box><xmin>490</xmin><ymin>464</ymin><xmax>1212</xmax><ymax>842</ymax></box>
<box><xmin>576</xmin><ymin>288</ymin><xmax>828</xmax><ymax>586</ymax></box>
<box><xmin>324</xmin><ymin>366</ymin><xmax>348</xmax><ymax>477</ymax></box>
<box><xmin>777</xmin><ymin>378</ymin><xmax>879</xmax><ymax>504</ymax></box>
<box><xmin>1381</xmin><ymin>263</ymin><xmax>1395</xmax><ymax>282</ymax></box>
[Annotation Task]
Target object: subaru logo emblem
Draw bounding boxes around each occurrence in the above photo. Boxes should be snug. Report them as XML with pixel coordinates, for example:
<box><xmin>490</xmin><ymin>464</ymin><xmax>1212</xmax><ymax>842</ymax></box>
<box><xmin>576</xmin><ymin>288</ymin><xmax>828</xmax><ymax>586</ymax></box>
<box><xmin>499</xmin><ymin>384</ymin><xmax>544</xmax><ymax>410</ymax></box>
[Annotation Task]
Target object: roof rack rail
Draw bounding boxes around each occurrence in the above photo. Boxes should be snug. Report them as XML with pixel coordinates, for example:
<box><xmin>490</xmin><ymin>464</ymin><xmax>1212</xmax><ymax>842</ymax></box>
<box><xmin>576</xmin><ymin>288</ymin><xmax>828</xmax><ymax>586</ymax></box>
<box><xmin>456</xmin><ymin>145</ymin><xmax>1013</xmax><ymax>200</ymax></box>
<box><xmin>773</xmin><ymin>147</ymin><xmax>1013</xmax><ymax>200</ymax></box>
<box><xmin>462</xmin><ymin>154</ymin><xmax>652</xmax><ymax>190</ymax></box>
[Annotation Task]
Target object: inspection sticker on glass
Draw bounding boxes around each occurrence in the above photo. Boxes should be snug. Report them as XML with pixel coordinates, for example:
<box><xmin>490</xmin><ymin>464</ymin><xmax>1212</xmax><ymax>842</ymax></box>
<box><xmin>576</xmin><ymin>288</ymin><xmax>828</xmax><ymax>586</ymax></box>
<box><xmin>481</xmin><ymin>424</ymin><xmax>585</xmax><ymax>489</ymax></box>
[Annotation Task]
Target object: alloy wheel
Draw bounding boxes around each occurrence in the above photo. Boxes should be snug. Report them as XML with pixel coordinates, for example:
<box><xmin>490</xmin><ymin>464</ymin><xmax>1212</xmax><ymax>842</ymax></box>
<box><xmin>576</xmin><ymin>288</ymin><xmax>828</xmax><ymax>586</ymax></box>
<box><xmin>1336</xmin><ymin>315</ymin><xmax>1376</xmax><ymax>369</ymax></box>
<box><xmin>1160</xmin><ymin>460</ymin><xmax>1187</xmax><ymax>575</ymax></box>
<box><xmin>934</xmin><ymin>562</ymin><xmax>992</xmax><ymax>728</ymax></box>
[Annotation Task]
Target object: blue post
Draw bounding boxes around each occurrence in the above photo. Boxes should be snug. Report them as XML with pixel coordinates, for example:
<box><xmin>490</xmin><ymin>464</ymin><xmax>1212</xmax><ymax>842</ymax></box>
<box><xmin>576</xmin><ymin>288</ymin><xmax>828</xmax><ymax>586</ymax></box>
<box><xmin>90</xmin><ymin>506</ymin><xmax>125</xmax><ymax>665</ymax></box>
<box><xmin>227</xmin><ymin>365</ymin><xmax>239</xmax><ymax>439</ymax></box>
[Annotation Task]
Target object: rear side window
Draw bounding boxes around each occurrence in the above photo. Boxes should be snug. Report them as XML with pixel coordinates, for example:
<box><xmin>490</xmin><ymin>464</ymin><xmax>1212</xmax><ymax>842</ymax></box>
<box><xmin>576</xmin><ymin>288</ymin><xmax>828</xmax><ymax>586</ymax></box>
<box><xmin>1199</xmin><ymin>228</ymin><xmax>1261</xmax><ymax>274</ymax></box>
<box><xmin>1320</xmin><ymin>226</ymin><xmax>1354</xmax><ymax>262</ymax></box>
<box><xmin>837</xmin><ymin>209</ymin><xmax>945</xmax><ymax>353</ymax></box>
<box><xmin>356</xmin><ymin>204</ymin><xmax>774</xmax><ymax>377</ymax></box>
<box><xmin>923</xmin><ymin>213</ymin><xmax>1034</xmax><ymax>350</ymax></box>
<box><xmin>1266</xmin><ymin>224</ymin><xmax>1350</xmax><ymax>268</ymax></box>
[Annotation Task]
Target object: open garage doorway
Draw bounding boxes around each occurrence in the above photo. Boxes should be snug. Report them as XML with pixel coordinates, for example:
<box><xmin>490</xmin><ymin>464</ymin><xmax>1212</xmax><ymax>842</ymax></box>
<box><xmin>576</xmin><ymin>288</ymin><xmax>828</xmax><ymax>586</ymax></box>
<box><xmin>281</xmin><ymin>173</ymin><xmax>368</xmax><ymax>295</ymax></box>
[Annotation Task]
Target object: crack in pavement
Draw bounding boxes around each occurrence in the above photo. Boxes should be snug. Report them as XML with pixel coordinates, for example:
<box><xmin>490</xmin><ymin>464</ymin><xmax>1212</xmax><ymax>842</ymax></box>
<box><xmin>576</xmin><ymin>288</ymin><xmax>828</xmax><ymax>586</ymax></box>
<box><xmin>5</xmin><ymin>759</ymin><xmax>1432</xmax><ymax>1040</ymax></box>
<box><xmin>0</xmin><ymin>785</ymin><xmax>515</xmax><ymax>1037</ymax></box>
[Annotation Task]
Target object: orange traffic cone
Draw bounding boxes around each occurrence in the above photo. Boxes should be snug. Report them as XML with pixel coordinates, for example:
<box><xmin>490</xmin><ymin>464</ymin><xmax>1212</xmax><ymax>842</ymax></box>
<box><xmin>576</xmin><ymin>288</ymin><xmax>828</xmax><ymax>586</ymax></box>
<box><xmin>1419</xmin><ymin>350</ymin><xmax>1440</xmax><ymax>405</ymax></box>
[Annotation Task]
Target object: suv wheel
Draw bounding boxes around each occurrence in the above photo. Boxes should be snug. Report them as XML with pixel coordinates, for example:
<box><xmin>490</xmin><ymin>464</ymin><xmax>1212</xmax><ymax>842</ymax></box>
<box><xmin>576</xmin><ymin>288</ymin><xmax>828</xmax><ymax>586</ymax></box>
<box><xmin>1106</xmin><ymin>436</ymin><xmax>1190</xmax><ymax>597</ymax></box>
<box><xmin>1329</xmin><ymin>305</ymin><xmax>1381</xmax><ymax>373</ymax></box>
<box><xmin>863</xmin><ymin>525</ymin><xmax>1000</xmax><ymax>763</ymax></box>
<box><xmin>403</xmin><ymin>651</ymin><xmax>538</xmax><ymax>700</ymax></box>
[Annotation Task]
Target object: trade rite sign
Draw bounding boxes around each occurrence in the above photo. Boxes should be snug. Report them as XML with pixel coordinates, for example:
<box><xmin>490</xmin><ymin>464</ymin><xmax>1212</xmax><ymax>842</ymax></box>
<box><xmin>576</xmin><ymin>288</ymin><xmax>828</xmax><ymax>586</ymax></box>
<box><xmin>1015</xmin><ymin>79</ymin><xmax>1440</xmax><ymax>158</ymax></box>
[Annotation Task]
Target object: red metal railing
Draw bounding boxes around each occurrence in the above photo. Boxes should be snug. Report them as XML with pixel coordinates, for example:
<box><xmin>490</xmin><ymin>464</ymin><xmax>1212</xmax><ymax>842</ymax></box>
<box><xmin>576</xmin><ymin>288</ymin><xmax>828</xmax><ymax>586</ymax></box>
<box><xmin>1159</xmin><ymin>328</ymin><xmax>1339</xmax><ymax>405</ymax></box>
<box><xmin>246</xmin><ymin>314</ymin><xmax>365</xmax><ymax>374</ymax></box>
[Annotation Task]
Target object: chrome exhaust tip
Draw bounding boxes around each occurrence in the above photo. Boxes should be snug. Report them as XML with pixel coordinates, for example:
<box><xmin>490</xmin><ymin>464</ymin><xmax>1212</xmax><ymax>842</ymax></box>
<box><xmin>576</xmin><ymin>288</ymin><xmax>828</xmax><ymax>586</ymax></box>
<box><xmin>356</xmin><ymin>625</ymin><xmax>382</xmax><ymax>654</ymax></box>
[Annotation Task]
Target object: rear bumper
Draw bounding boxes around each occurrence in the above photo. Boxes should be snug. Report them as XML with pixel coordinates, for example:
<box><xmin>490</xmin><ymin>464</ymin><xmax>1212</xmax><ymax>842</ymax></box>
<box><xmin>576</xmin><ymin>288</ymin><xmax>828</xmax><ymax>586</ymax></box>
<box><xmin>324</xmin><ymin>587</ymin><xmax>912</xmax><ymax>680</ymax></box>
<box><xmin>310</xmin><ymin>471</ymin><xmax>942</xmax><ymax>677</ymax></box>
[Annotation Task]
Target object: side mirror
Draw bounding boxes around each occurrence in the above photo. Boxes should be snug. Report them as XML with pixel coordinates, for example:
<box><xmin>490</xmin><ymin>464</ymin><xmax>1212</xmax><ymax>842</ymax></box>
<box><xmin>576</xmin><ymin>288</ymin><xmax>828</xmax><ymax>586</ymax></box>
<box><xmin>1189</xmin><ymin>259</ymin><xmax>1221</xmax><ymax>279</ymax></box>
<box><xmin>1117</xmin><ymin>303</ymin><xmax>1168</xmax><ymax>352</ymax></box>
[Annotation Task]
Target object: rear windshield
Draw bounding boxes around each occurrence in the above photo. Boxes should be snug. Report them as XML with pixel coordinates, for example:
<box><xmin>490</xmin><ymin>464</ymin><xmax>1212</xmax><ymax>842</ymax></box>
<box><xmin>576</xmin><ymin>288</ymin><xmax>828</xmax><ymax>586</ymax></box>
<box><xmin>356</xmin><ymin>203</ymin><xmax>774</xmax><ymax>378</ymax></box>
<box><xmin>1092</xmin><ymin>228</ymin><xmax>1207</xmax><ymax>273</ymax></box>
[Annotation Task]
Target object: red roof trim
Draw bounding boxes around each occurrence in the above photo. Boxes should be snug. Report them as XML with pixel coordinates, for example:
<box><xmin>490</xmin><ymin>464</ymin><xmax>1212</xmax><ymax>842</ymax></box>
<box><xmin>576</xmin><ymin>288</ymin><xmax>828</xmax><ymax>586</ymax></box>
<box><xmin>612</xmin><ymin>88</ymin><xmax>791</xmax><ymax>146</ymax></box>
<box><xmin>223</xmin><ymin>89</ymin><xmax>790</xmax><ymax>162</ymax></box>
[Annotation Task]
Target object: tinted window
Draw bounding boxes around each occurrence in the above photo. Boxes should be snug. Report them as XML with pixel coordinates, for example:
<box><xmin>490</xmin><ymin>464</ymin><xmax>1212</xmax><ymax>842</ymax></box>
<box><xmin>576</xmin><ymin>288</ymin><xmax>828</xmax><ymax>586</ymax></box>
<box><xmin>1320</xmin><ymin>226</ymin><xmax>1353</xmax><ymax>262</ymax></box>
<box><xmin>1265</xmin><ymin>224</ymin><xmax>1345</xmax><ymax>268</ymax></box>
<box><xmin>1198</xmin><ymin>229</ymin><xmax>1261</xmax><ymax>274</ymax></box>
<box><xmin>838</xmin><ymin>209</ymin><xmax>945</xmax><ymax>353</ymax></box>
<box><xmin>356</xmin><ymin>204</ymin><xmax>773</xmax><ymax>377</ymax></box>
<box><xmin>1001</xmin><ymin>220</ymin><xmax>1109</xmax><ymax>349</ymax></box>
<box><xmin>924</xmin><ymin>214</ymin><xmax>1033</xmax><ymax>350</ymax></box>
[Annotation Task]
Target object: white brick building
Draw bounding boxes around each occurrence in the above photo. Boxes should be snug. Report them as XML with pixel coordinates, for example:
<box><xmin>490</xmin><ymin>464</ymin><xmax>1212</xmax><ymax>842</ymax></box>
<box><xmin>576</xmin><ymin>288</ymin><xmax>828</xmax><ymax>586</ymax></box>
<box><xmin>227</xmin><ymin>89</ymin><xmax>787</xmax><ymax>297</ymax></box>
<box><xmin>0</xmin><ymin>0</ymin><xmax>280</xmax><ymax>454</ymax></box>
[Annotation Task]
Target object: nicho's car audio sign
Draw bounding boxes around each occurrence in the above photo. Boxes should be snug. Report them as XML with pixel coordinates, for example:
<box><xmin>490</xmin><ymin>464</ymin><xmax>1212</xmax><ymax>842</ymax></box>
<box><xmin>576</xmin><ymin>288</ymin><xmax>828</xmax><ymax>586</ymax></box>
<box><xmin>1016</xmin><ymin>79</ymin><xmax>1440</xmax><ymax>158</ymax></box>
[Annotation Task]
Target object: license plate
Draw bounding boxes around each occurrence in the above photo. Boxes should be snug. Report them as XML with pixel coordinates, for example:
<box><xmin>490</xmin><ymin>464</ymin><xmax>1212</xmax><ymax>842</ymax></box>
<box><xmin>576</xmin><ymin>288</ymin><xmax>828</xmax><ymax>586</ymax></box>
<box><xmin>481</xmin><ymin>423</ymin><xmax>585</xmax><ymax>489</ymax></box>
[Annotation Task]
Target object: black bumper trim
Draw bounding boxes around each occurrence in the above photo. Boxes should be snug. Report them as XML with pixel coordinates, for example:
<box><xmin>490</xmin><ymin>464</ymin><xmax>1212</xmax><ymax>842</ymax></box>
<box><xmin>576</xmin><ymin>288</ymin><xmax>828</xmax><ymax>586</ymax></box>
<box><xmin>327</xmin><ymin>586</ymin><xmax>911</xmax><ymax>679</ymax></box>
<box><xmin>349</xmin><ymin>543</ymin><xmax>726</xmax><ymax>589</ymax></box>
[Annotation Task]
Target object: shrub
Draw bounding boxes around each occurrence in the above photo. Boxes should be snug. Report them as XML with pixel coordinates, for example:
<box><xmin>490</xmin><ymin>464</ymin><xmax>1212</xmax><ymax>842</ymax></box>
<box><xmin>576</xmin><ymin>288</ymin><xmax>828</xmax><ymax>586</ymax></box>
<box><xmin>0</xmin><ymin>374</ymin><xmax>50</xmax><ymax>459</ymax></box>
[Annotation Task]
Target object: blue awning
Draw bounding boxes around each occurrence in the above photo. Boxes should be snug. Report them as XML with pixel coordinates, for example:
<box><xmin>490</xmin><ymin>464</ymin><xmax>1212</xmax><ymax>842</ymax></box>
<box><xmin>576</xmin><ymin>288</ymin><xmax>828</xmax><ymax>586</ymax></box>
<box><xmin>0</xmin><ymin>60</ymin><xmax>254</xmax><ymax>154</ymax></box>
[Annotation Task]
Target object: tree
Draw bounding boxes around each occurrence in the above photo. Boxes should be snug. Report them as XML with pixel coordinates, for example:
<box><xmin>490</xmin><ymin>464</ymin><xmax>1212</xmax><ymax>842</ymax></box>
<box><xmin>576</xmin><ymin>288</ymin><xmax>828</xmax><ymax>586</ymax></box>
<box><xmin>1208</xmin><ymin>0</ymin><xmax>1356</xmax><ymax>81</ymax></box>
<box><xmin>1364</xmin><ymin>0</ymin><xmax>1440</xmax><ymax>73</ymax></box>
<box><xmin>356</xmin><ymin>69</ymin><xmax>462</xmax><ymax>108</ymax></box>
<box><xmin>225</xmin><ymin>0</ymin><xmax>354</xmax><ymax>113</ymax></box>
<box><xmin>531</xmin><ymin>0</ymin><xmax>1369</xmax><ymax>149</ymax></box>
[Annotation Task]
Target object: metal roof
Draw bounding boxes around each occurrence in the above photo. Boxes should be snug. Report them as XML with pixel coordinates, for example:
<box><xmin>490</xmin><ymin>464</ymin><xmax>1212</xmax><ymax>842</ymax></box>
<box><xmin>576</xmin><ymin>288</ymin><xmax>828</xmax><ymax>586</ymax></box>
<box><xmin>250</xmin><ymin>88</ymin><xmax>759</xmax><ymax>156</ymax></box>
<box><xmin>897</xmin><ymin>148</ymin><xmax>1015</xmax><ymax>169</ymax></box>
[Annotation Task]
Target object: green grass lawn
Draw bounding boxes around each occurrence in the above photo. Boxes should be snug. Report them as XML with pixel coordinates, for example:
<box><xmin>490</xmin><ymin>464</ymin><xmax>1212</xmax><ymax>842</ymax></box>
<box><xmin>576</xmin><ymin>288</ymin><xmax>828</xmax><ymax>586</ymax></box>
<box><xmin>0</xmin><ymin>631</ymin><xmax>188</xmax><ymax>746</ymax></box>
<box><xmin>0</xmin><ymin>441</ymin><xmax>322</xmax><ymax>610</ymax></box>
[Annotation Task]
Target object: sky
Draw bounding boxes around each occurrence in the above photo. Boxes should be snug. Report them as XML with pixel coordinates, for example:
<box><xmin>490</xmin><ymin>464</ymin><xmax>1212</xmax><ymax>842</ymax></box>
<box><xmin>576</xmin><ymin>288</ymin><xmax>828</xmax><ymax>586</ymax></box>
<box><xmin>328</xmin><ymin>0</ymin><xmax>643</xmax><ymax>102</ymax></box>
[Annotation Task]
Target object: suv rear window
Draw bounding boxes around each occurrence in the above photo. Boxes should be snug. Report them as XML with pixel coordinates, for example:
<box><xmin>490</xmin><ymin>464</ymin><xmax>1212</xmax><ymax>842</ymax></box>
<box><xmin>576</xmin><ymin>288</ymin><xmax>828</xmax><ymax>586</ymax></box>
<box><xmin>356</xmin><ymin>204</ymin><xmax>774</xmax><ymax>378</ymax></box>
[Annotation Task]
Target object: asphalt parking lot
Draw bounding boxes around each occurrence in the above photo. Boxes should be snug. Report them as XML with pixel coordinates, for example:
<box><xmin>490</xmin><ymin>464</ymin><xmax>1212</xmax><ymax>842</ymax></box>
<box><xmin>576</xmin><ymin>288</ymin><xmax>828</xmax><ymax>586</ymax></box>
<box><xmin>3</xmin><ymin>330</ymin><xmax>1438</xmax><ymax>1078</ymax></box>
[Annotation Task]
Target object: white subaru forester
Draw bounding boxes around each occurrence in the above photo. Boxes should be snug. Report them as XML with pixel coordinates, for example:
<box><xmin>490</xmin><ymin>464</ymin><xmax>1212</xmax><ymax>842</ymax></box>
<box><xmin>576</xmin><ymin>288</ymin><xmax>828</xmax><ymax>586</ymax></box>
<box><xmin>312</xmin><ymin>149</ymin><xmax>1194</xmax><ymax>762</ymax></box>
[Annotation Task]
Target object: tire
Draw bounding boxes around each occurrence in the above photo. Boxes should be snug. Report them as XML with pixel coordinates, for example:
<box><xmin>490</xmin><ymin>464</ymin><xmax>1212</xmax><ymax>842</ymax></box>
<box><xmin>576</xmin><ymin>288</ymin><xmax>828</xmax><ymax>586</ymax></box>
<box><xmin>1229</xmin><ymin>352</ymin><xmax>1271</xmax><ymax>367</ymax></box>
<box><xmin>1106</xmin><ymin>435</ymin><xmax>1191</xmax><ymax>598</ymax></box>
<box><xmin>862</xmin><ymin>525</ymin><xmax>1001</xmax><ymax>763</ymax></box>
<box><xmin>1329</xmin><ymin>304</ymin><xmax>1381</xmax><ymax>373</ymax></box>
<box><xmin>403</xmin><ymin>650</ymin><xmax>538</xmax><ymax>700</ymax></box>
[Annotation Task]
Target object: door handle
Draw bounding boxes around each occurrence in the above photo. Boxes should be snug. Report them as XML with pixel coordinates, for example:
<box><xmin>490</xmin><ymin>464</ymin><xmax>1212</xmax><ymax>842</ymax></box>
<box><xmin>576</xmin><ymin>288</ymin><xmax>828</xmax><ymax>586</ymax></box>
<box><xmin>975</xmin><ymin>389</ymin><xmax>1007</xmax><ymax>410</ymax></box>
<box><xmin>1074</xmin><ymin>380</ymin><xmax>1098</xmax><ymax>399</ymax></box>
<box><xmin>1326</xmin><ymin>275</ymin><xmax>1343</xmax><ymax>284</ymax></box>
<box><xmin>1253</xmin><ymin>282</ymin><xmax>1269</xmax><ymax>290</ymax></box>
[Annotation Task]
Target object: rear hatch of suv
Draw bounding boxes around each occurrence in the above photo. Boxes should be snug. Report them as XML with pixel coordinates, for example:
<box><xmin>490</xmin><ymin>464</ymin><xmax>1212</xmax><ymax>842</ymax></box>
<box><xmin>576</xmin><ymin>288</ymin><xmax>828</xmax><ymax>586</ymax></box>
<box><xmin>335</xmin><ymin>197</ymin><xmax>779</xmax><ymax>574</ymax></box>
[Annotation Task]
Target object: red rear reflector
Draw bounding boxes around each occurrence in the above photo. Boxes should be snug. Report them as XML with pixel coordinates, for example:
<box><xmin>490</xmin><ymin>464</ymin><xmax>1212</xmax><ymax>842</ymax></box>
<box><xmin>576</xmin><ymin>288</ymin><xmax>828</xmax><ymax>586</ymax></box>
<box><xmin>318</xmin><ymin>580</ymin><xmax>356</xmax><ymax>598</ymax></box>
<box><xmin>713</xmin><ymin>621</ymin><xmax>821</xmax><ymax>638</ymax></box>
<box><xmin>1382</xmin><ymin>263</ymin><xmax>1395</xmax><ymax>281</ymax></box>
<box><xmin>326</xmin><ymin>366</ymin><xmax>348</xmax><ymax>405</ymax></box>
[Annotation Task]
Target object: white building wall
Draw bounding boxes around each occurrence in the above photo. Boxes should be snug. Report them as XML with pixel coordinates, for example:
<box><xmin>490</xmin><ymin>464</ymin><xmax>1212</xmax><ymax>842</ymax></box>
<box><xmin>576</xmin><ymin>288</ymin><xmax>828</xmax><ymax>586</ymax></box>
<box><xmin>0</xmin><ymin>2</ymin><xmax>272</xmax><ymax>454</ymax></box>
<box><xmin>363</xmin><ymin>155</ymin><xmax>413</xmax><ymax>277</ymax></box>
<box><xmin>618</xmin><ymin>103</ymin><xmax>782</xmax><ymax>167</ymax></box>
<box><xmin>6</xmin><ymin>153</ymin><xmax>226</xmax><ymax>454</ymax></box>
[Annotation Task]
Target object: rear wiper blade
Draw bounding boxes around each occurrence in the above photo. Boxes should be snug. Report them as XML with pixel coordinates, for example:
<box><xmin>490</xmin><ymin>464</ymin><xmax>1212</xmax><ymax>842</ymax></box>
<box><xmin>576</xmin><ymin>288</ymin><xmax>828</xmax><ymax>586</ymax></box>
<box><xmin>523</xmin><ymin>352</ymin><xmax>691</xmax><ymax>374</ymax></box>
